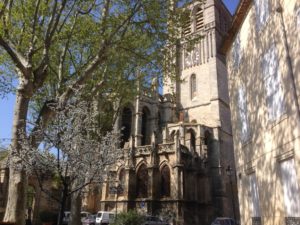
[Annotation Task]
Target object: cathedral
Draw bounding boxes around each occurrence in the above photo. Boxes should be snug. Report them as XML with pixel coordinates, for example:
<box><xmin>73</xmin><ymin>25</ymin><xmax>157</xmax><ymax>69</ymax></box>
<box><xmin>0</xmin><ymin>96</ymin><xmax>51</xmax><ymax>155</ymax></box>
<box><xmin>83</xmin><ymin>1</ymin><xmax>238</xmax><ymax>224</ymax></box>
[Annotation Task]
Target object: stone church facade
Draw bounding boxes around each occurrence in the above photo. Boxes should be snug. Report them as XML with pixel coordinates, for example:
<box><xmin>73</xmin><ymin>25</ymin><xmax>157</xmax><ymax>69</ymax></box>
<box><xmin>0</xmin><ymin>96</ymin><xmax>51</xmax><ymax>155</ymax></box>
<box><xmin>83</xmin><ymin>1</ymin><xmax>238</xmax><ymax>225</ymax></box>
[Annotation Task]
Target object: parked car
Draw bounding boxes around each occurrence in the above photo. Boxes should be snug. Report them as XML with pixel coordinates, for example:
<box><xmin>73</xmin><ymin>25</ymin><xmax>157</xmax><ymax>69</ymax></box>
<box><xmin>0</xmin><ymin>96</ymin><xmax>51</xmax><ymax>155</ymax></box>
<box><xmin>62</xmin><ymin>211</ymin><xmax>91</xmax><ymax>225</ymax></box>
<box><xmin>211</xmin><ymin>217</ymin><xmax>235</xmax><ymax>225</ymax></box>
<box><xmin>143</xmin><ymin>216</ymin><xmax>169</xmax><ymax>225</ymax></box>
<box><xmin>62</xmin><ymin>211</ymin><xmax>71</xmax><ymax>225</ymax></box>
<box><xmin>95</xmin><ymin>211</ymin><xmax>115</xmax><ymax>225</ymax></box>
<box><xmin>81</xmin><ymin>211</ymin><xmax>92</xmax><ymax>223</ymax></box>
<box><xmin>82</xmin><ymin>214</ymin><xmax>96</xmax><ymax>225</ymax></box>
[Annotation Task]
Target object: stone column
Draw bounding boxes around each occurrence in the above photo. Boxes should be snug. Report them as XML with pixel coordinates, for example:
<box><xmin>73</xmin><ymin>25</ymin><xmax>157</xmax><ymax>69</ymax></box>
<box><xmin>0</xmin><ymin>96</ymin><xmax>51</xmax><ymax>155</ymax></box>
<box><xmin>147</xmin><ymin>163</ymin><xmax>158</xmax><ymax>214</ymax></box>
<box><xmin>212</xmin><ymin>29</ymin><xmax>216</xmax><ymax>58</ymax></box>
<box><xmin>124</xmin><ymin>167</ymin><xmax>136</xmax><ymax>210</ymax></box>
<box><xmin>196</xmin><ymin>125</ymin><xmax>202</xmax><ymax>156</ymax></box>
<box><xmin>163</xmin><ymin>127</ymin><xmax>168</xmax><ymax>144</ymax></box>
<box><xmin>175</xmin><ymin>131</ymin><xmax>181</xmax><ymax>164</ymax></box>
<box><xmin>102</xmin><ymin>181</ymin><xmax>108</xmax><ymax>201</ymax></box>
<box><xmin>134</xmin><ymin>96</ymin><xmax>142</xmax><ymax>146</ymax></box>
<box><xmin>209</xmin><ymin>128</ymin><xmax>225</xmax><ymax>217</ymax></box>
<box><xmin>173</xmin><ymin>165</ymin><xmax>184</xmax><ymax>225</ymax></box>
<box><xmin>179</xmin><ymin>123</ymin><xmax>185</xmax><ymax>145</ymax></box>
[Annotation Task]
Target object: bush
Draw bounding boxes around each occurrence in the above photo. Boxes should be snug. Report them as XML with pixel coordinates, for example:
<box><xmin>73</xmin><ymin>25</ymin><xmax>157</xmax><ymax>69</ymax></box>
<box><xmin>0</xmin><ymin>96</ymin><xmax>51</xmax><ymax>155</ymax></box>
<box><xmin>39</xmin><ymin>211</ymin><xmax>57</xmax><ymax>223</ymax></box>
<box><xmin>112</xmin><ymin>210</ymin><xmax>144</xmax><ymax>225</ymax></box>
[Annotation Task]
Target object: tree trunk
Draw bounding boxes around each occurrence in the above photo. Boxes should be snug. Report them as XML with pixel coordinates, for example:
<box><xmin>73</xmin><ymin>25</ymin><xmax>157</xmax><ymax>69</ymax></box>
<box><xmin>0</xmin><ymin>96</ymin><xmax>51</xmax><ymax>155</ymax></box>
<box><xmin>3</xmin><ymin>169</ymin><xmax>27</xmax><ymax>225</ymax></box>
<box><xmin>4</xmin><ymin>88</ymin><xmax>30</xmax><ymax>225</ymax></box>
<box><xmin>57</xmin><ymin>185</ymin><xmax>68</xmax><ymax>225</ymax></box>
<box><xmin>69</xmin><ymin>190</ymin><xmax>82</xmax><ymax>225</ymax></box>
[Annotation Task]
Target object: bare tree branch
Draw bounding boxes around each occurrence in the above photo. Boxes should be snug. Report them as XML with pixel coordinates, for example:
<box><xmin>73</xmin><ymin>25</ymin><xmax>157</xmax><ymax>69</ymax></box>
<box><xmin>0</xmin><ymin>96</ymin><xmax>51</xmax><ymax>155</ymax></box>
<box><xmin>0</xmin><ymin>37</ymin><xmax>29</xmax><ymax>77</ymax></box>
<box><xmin>58</xmin><ymin>13</ymin><xmax>79</xmax><ymax>90</ymax></box>
<box><xmin>29</xmin><ymin>0</ymin><xmax>42</xmax><ymax>54</ymax></box>
<box><xmin>0</xmin><ymin>0</ymin><xmax>9</xmax><ymax>20</ymax></box>
<box><xmin>32</xmin><ymin>0</ymin><xmax>68</xmax><ymax>92</ymax></box>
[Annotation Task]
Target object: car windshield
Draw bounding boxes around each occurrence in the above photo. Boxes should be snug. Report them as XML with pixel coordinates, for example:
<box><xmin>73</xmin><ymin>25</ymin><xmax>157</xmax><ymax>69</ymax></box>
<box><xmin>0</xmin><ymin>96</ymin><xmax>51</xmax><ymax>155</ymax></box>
<box><xmin>81</xmin><ymin>213</ymin><xmax>88</xmax><ymax>218</ymax></box>
<box><xmin>97</xmin><ymin>213</ymin><xmax>102</xmax><ymax>217</ymax></box>
<box><xmin>87</xmin><ymin>215</ymin><xmax>95</xmax><ymax>219</ymax></box>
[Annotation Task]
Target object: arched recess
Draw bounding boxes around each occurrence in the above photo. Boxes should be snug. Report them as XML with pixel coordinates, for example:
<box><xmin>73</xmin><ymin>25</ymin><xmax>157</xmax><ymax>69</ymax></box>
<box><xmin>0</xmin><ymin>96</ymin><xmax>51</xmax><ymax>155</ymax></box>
<box><xmin>141</xmin><ymin>107</ymin><xmax>151</xmax><ymax>145</ymax></box>
<box><xmin>136</xmin><ymin>164</ymin><xmax>148</xmax><ymax>198</ymax></box>
<box><xmin>170</xmin><ymin>130</ymin><xmax>176</xmax><ymax>142</ymax></box>
<box><xmin>186</xmin><ymin>128</ymin><xmax>196</xmax><ymax>152</ymax></box>
<box><xmin>160</xmin><ymin>164</ymin><xmax>171</xmax><ymax>197</ymax></box>
<box><xmin>121</xmin><ymin>106</ymin><xmax>133</xmax><ymax>148</ymax></box>
<box><xmin>157</xmin><ymin>112</ymin><xmax>162</xmax><ymax>132</ymax></box>
<box><xmin>190</xmin><ymin>74</ymin><xmax>197</xmax><ymax>99</ymax></box>
<box><xmin>192</xmin><ymin>4</ymin><xmax>204</xmax><ymax>32</ymax></box>
<box><xmin>204</xmin><ymin>130</ymin><xmax>213</xmax><ymax>163</ymax></box>
<box><xmin>98</xmin><ymin>101</ymin><xmax>114</xmax><ymax>132</ymax></box>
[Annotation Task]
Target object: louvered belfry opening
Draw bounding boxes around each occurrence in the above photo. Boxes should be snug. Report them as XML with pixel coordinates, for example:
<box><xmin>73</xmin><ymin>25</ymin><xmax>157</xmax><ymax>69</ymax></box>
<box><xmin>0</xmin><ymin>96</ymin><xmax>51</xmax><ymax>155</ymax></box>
<box><xmin>183</xmin><ymin>17</ymin><xmax>191</xmax><ymax>36</ymax></box>
<box><xmin>195</xmin><ymin>6</ymin><xmax>204</xmax><ymax>31</ymax></box>
<box><xmin>183</xmin><ymin>4</ymin><xmax>204</xmax><ymax>36</ymax></box>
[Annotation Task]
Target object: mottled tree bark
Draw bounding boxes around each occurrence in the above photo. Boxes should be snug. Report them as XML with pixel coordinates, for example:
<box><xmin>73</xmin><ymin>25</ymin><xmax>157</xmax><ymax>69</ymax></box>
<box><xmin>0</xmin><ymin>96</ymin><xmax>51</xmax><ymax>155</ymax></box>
<box><xmin>4</xmin><ymin>86</ymin><xmax>31</xmax><ymax>225</ymax></box>
<box><xmin>69</xmin><ymin>190</ymin><xmax>82</xmax><ymax>225</ymax></box>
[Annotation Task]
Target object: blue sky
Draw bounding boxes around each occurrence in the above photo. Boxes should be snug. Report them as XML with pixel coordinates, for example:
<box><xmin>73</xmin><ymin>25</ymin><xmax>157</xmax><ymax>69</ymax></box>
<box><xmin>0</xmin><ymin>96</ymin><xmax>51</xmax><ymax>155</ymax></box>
<box><xmin>0</xmin><ymin>0</ymin><xmax>240</xmax><ymax>147</ymax></box>
<box><xmin>223</xmin><ymin>0</ymin><xmax>240</xmax><ymax>14</ymax></box>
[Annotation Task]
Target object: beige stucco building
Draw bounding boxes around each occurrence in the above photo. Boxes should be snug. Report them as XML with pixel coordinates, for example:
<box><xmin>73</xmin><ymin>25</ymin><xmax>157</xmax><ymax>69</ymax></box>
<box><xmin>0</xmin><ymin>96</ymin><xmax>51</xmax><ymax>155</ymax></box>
<box><xmin>83</xmin><ymin>1</ymin><xmax>239</xmax><ymax>225</ymax></box>
<box><xmin>223</xmin><ymin>0</ymin><xmax>300</xmax><ymax>225</ymax></box>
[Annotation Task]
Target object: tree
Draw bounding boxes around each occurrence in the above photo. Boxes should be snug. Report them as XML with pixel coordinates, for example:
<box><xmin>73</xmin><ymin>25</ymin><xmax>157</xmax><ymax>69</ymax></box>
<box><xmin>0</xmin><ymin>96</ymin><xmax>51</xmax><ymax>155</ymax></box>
<box><xmin>10</xmin><ymin>100</ymin><xmax>121</xmax><ymax>225</ymax></box>
<box><xmin>0</xmin><ymin>0</ymin><xmax>184</xmax><ymax>224</ymax></box>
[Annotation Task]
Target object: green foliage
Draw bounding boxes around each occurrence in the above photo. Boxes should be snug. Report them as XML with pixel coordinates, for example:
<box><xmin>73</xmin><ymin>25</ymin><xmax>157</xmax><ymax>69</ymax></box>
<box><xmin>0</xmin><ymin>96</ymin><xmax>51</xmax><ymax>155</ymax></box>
<box><xmin>112</xmin><ymin>210</ymin><xmax>144</xmax><ymax>225</ymax></box>
<box><xmin>0</xmin><ymin>0</ymin><xmax>196</xmax><ymax>122</ymax></box>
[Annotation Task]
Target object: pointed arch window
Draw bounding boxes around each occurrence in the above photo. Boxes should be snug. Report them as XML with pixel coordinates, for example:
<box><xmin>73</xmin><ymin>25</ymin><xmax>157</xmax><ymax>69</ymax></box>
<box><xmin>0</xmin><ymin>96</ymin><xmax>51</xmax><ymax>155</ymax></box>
<box><xmin>141</xmin><ymin>107</ymin><xmax>151</xmax><ymax>145</ymax></box>
<box><xmin>170</xmin><ymin>130</ymin><xmax>176</xmax><ymax>142</ymax></box>
<box><xmin>161</xmin><ymin>165</ymin><xmax>171</xmax><ymax>197</ymax></box>
<box><xmin>118</xmin><ymin>168</ymin><xmax>125</xmax><ymax>195</ymax></box>
<box><xmin>203</xmin><ymin>130</ymin><xmax>211</xmax><ymax>160</ymax></box>
<box><xmin>121</xmin><ymin>107</ymin><xmax>132</xmax><ymax>148</ymax></box>
<box><xmin>136</xmin><ymin>164</ymin><xmax>148</xmax><ymax>198</ymax></box>
<box><xmin>190</xmin><ymin>74</ymin><xmax>197</xmax><ymax>99</ymax></box>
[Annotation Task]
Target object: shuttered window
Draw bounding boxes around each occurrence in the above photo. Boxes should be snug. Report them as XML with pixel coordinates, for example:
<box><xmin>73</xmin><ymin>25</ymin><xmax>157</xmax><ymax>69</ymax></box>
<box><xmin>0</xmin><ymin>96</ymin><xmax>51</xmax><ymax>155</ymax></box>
<box><xmin>249</xmin><ymin>173</ymin><xmax>261</xmax><ymax>217</ymax></box>
<box><xmin>279</xmin><ymin>159</ymin><xmax>300</xmax><ymax>217</ymax></box>
<box><xmin>254</xmin><ymin>0</ymin><xmax>269</xmax><ymax>29</ymax></box>
<box><xmin>262</xmin><ymin>45</ymin><xmax>285</xmax><ymax>121</ymax></box>
<box><xmin>238</xmin><ymin>86</ymin><xmax>250</xmax><ymax>142</ymax></box>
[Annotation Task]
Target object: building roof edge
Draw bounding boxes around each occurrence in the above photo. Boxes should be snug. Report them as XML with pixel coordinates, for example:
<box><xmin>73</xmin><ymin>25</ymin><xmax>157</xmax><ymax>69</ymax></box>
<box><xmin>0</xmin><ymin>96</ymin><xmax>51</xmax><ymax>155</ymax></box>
<box><xmin>220</xmin><ymin>0</ymin><xmax>252</xmax><ymax>55</ymax></box>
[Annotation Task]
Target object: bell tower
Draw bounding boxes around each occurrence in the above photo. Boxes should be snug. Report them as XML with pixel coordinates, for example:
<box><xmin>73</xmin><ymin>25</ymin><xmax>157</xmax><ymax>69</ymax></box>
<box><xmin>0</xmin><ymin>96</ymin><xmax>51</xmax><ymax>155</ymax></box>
<box><xmin>163</xmin><ymin>0</ymin><xmax>237</xmax><ymax>219</ymax></box>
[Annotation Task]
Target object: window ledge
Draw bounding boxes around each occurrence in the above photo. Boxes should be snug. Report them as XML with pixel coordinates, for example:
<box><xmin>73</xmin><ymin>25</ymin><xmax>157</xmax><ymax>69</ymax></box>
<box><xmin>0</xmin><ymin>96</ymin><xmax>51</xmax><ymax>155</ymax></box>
<box><xmin>267</xmin><ymin>112</ymin><xmax>288</xmax><ymax>130</ymax></box>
